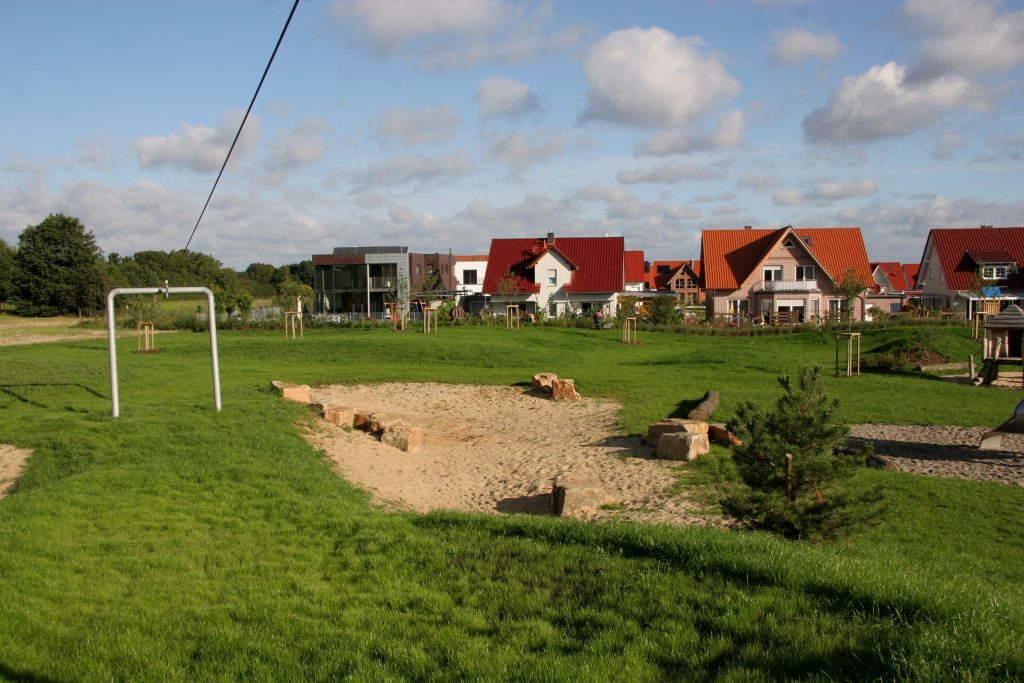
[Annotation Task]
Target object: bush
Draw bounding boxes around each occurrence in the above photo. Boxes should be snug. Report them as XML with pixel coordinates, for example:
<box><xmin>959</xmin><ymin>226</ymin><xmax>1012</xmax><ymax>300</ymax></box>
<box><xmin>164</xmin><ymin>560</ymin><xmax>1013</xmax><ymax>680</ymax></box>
<box><xmin>723</xmin><ymin>367</ymin><xmax>885</xmax><ymax>540</ymax></box>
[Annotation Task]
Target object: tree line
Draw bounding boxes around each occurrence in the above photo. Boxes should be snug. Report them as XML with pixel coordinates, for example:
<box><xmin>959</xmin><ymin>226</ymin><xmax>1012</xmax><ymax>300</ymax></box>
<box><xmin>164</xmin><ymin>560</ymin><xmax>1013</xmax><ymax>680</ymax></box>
<box><xmin>0</xmin><ymin>213</ymin><xmax>313</xmax><ymax>316</ymax></box>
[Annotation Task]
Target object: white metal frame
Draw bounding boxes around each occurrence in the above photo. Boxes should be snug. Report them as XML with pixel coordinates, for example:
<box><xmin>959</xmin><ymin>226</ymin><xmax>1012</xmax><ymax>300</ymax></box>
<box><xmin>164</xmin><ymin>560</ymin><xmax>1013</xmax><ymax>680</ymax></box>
<box><xmin>106</xmin><ymin>287</ymin><xmax>222</xmax><ymax>417</ymax></box>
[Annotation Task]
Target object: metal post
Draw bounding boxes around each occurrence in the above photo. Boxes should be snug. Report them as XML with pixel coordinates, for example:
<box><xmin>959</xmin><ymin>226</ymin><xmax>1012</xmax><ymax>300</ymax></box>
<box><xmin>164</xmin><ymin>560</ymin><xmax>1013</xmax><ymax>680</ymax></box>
<box><xmin>107</xmin><ymin>286</ymin><xmax>221</xmax><ymax>417</ymax></box>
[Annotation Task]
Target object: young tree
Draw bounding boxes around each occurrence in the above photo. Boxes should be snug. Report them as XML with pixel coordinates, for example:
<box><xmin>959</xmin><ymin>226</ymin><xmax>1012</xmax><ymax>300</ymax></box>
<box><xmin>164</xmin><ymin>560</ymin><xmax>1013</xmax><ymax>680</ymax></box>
<box><xmin>13</xmin><ymin>213</ymin><xmax>108</xmax><ymax>316</ymax></box>
<box><xmin>0</xmin><ymin>239</ymin><xmax>16</xmax><ymax>311</ymax></box>
<box><xmin>724</xmin><ymin>367</ymin><xmax>885</xmax><ymax>539</ymax></box>
<box><xmin>648</xmin><ymin>294</ymin><xmax>681</xmax><ymax>325</ymax></box>
<box><xmin>833</xmin><ymin>267</ymin><xmax>869</xmax><ymax>330</ymax></box>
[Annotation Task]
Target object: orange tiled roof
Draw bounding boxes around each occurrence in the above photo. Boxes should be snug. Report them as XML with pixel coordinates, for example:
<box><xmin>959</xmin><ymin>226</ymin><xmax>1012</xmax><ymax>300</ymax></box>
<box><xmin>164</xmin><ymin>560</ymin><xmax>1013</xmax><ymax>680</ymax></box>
<box><xmin>700</xmin><ymin>226</ymin><xmax>871</xmax><ymax>290</ymax></box>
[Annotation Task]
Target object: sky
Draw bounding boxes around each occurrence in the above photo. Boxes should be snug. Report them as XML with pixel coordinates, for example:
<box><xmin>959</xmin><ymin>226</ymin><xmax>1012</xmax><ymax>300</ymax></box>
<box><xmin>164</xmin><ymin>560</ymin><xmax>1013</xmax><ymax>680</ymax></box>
<box><xmin>1</xmin><ymin>0</ymin><xmax>1023</xmax><ymax>269</ymax></box>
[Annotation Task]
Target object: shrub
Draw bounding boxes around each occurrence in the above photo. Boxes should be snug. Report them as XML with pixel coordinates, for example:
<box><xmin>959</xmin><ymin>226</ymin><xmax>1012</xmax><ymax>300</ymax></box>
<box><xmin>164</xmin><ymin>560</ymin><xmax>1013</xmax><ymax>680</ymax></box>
<box><xmin>724</xmin><ymin>367</ymin><xmax>885</xmax><ymax>539</ymax></box>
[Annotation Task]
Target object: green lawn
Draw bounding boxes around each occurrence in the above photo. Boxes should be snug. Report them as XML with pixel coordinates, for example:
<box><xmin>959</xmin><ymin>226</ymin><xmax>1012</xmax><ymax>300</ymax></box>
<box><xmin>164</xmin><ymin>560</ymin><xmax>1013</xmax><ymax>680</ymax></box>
<box><xmin>0</xmin><ymin>325</ymin><xmax>1022</xmax><ymax>681</ymax></box>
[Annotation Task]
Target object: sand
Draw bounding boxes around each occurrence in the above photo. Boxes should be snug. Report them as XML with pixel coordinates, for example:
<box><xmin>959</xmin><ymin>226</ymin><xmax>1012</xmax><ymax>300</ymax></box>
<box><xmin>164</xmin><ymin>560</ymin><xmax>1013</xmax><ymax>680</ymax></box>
<box><xmin>307</xmin><ymin>382</ymin><xmax>719</xmax><ymax>526</ymax></box>
<box><xmin>0</xmin><ymin>445</ymin><xmax>31</xmax><ymax>500</ymax></box>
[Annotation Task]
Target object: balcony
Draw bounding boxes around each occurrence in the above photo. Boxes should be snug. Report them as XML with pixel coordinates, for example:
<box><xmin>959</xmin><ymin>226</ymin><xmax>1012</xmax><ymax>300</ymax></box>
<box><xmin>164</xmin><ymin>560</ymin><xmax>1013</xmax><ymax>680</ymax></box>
<box><xmin>757</xmin><ymin>280</ymin><xmax>818</xmax><ymax>292</ymax></box>
<box><xmin>369</xmin><ymin>277</ymin><xmax>395</xmax><ymax>290</ymax></box>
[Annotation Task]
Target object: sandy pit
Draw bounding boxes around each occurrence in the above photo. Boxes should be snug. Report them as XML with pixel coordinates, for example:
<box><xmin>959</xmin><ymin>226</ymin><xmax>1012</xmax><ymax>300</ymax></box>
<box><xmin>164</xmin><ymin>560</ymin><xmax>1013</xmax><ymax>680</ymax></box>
<box><xmin>0</xmin><ymin>445</ymin><xmax>31</xmax><ymax>500</ymax></box>
<box><xmin>307</xmin><ymin>382</ymin><xmax>718</xmax><ymax>526</ymax></box>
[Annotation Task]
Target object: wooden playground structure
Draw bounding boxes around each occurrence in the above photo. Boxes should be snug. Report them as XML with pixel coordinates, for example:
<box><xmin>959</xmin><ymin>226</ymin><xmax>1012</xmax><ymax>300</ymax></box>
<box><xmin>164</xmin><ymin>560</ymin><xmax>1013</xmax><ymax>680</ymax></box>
<box><xmin>285</xmin><ymin>296</ymin><xmax>304</xmax><ymax>339</ymax></box>
<box><xmin>622</xmin><ymin>317</ymin><xmax>638</xmax><ymax>344</ymax></box>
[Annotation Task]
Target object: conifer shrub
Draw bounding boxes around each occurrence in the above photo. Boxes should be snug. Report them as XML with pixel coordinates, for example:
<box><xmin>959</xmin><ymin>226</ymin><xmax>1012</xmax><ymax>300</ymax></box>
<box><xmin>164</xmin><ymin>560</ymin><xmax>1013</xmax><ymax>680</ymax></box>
<box><xmin>724</xmin><ymin>366</ymin><xmax>885</xmax><ymax>539</ymax></box>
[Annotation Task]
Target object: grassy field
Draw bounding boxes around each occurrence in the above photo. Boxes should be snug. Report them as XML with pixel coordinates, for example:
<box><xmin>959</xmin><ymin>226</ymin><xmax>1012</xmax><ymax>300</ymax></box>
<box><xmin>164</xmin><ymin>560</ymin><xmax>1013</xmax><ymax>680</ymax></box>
<box><xmin>0</xmin><ymin>324</ymin><xmax>1022</xmax><ymax>681</ymax></box>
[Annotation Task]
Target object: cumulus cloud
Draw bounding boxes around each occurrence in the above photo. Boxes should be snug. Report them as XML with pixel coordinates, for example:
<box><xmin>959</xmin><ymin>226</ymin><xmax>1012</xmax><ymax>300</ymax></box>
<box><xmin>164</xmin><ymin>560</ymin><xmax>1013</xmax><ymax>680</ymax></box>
<box><xmin>636</xmin><ymin>110</ymin><xmax>745</xmax><ymax>156</ymax></box>
<box><xmin>711</xmin><ymin>204</ymin><xmax>742</xmax><ymax>216</ymax></box>
<box><xmin>772</xmin><ymin>189</ymin><xmax>805</xmax><ymax>206</ymax></box>
<box><xmin>769</xmin><ymin>29</ymin><xmax>844</xmax><ymax>65</ymax></box>
<box><xmin>267</xmin><ymin>118</ymin><xmax>329</xmax><ymax>169</ymax></box>
<box><xmin>664</xmin><ymin>205</ymin><xmax>701</xmax><ymax>221</ymax></box>
<box><xmin>581</xmin><ymin>27</ymin><xmax>741</xmax><ymax>128</ymax></box>
<box><xmin>136</xmin><ymin>110</ymin><xmax>260</xmax><ymax>173</ymax></box>
<box><xmin>693</xmin><ymin>192</ymin><xmax>736</xmax><ymax>203</ymax></box>
<box><xmin>617</xmin><ymin>162</ymin><xmax>726</xmax><ymax>184</ymax></box>
<box><xmin>737</xmin><ymin>172</ymin><xmax>780</xmax><ymax>192</ymax></box>
<box><xmin>807</xmin><ymin>178</ymin><xmax>878</xmax><ymax>200</ymax></box>
<box><xmin>375</xmin><ymin>105</ymin><xmax>460</xmax><ymax>146</ymax></box>
<box><xmin>932</xmin><ymin>129</ymin><xmax>967</xmax><ymax>159</ymax></box>
<box><xmin>802</xmin><ymin>61</ymin><xmax>986</xmax><ymax>144</ymax></box>
<box><xmin>904</xmin><ymin>0</ymin><xmax>1024</xmax><ymax>80</ymax></box>
<box><xmin>332</xmin><ymin>0</ymin><xmax>583</xmax><ymax>70</ymax></box>
<box><xmin>976</xmin><ymin>132</ymin><xmax>1024</xmax><ymax>162</ymax></box>
<box><xmin>475</xmin><ymin>77</ymin><xmax>540</xmax><ymax>119</ymax></box>
<box><xmin>485</xmin><ymin>131</ymin><xmax>568</xmax><ymax>171</ymax></box>
<box><xmin>349</xmin><ymin>151</ymin><xmax>475</xmax><ymax>190</ymax></box>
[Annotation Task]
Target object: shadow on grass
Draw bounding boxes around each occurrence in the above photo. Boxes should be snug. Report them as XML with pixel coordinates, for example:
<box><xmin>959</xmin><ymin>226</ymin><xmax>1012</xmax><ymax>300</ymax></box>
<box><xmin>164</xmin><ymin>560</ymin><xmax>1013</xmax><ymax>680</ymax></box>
<box><xmin>0</xmin><ymin>383</ymin><xmax>107</xmax><ymax>410</ymax></box>
<box><xmin>849</xmin><ymin>435</ymin><xmax>1024</xmax><ymax>465</ymax></box>
<box><xmin>0</xmin><ymin>662</ymin><xmax>64</xmax><ymax>683</ymax></box>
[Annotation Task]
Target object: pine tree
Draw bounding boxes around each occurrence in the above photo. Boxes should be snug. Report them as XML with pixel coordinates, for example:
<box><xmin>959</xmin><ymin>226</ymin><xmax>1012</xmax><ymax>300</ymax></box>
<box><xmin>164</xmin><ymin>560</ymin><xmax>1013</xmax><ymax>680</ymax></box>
<box><xmin>724</xmin><ymin>367</ymin><xmax>885</xmax><ymax>539</ymax></box>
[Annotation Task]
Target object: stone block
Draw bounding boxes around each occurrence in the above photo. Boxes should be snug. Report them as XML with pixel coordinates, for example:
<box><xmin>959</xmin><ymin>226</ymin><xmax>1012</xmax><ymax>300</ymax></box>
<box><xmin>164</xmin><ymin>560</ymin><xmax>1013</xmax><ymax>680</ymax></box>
<box><xmin>656</xmin><ymin>433</ymin><xmax>710</xmax><ymax>461</ymax></box>
<box><xmin>353</xmin><ymin>411</ymin><xmax>374</xmax><ymax>432</ymax></box>
<box><xmin>646</xmin><ymin>418</ymin><xmax>708</xmax><ymax>446</ymax></box>
<box><xmin>708</xmin><ymin>423</ymin><xmax>741</xmax><ymax>447</ymax></box>
<box><xmin>282</xmin><ymin>384</ymin><xmax>313</xmax><ymax>404</ymax></box>
<box><xmin>550</xmin><ymin>475</ymin><xmax>609</xmax><ymax>516</ymax></box>
<box><xmin>323</xmin><ymin>405</ymin><xmax>355</xmax><ymax>428</ymax></box>
<box><xmin>381</xmin><ymin>423</ymin><xmax>424</xmax><ymax>453</ymax></box>
<box><xmin>551</xmin><ymin>378</ymin><xmax>580</xmax><ymax>401</ymax></box>
<box><xmin>532</xmin><ymin>372</ymin><xmax>558</xmax><ymax>392</ymax></box>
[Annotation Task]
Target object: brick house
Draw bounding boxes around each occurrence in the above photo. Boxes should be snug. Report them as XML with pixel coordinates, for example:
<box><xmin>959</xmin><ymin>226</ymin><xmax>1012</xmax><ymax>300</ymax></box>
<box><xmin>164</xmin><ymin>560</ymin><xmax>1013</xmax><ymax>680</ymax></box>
<box><xmin>648</xmin><ymin>259</ymin><xmax>704</xmax><ymax>305</ymax></box>
<box><xmin>700</xmin><ymin>226</ymin><xmax>872</xmax><ymax>323</ymax></box>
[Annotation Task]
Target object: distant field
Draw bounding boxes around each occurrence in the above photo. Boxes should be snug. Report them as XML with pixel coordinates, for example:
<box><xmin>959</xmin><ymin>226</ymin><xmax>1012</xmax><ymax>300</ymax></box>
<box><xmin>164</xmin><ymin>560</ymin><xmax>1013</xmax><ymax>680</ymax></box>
<box><xmin>0</xmin><ymin>324</ymin><xmax>1021</xmax><ymax>681</ymax></box>
<box><xmin>0</xmin><ymin>313</ymin><xmax>107</xmax><ymax>347</ymax></box>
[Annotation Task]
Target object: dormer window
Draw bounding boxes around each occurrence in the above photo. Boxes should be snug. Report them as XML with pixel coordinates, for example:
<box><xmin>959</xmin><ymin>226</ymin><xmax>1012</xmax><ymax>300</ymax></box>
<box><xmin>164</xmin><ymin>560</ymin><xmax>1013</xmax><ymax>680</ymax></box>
<box><xmin>783</xmin><ymin>237</ymin><xmax>797</xmax><ymax>248</ymax></box>
<box><xmin>982</xmin><ymin>265</ymin><xmax>1009</xmax><ymax>280</ymax></box>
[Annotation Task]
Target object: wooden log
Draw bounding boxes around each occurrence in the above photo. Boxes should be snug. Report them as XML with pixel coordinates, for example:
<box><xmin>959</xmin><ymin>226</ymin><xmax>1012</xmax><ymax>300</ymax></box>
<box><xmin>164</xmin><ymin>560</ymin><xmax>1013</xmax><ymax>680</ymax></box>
<box><xmin>687</xmin><ymin>390</ymin><xmax>720</xmax><ymax>422</ymax></box>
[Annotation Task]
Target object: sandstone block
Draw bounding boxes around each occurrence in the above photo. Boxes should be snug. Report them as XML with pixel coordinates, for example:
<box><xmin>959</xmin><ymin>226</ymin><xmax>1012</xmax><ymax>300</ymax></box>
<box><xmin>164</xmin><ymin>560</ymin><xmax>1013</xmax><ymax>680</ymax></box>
<box><xmin>656</xmin><ymin>433</ymin><xmax>710</xmax><ymax>461</ymax></box>
<box><xmin>381</xmin><ymin>423</ymin><xmax>424</xmax><ymax>453</ymax></box>
<box><xmin>353</xmin><ymin>411</ymin><xmax>374</xmax><ymax>432</ymax></box>
<box><xmin>281</xmin><ymin>384</ymin><xmax>313</xmax><ymax>404</ymax></box>
<box><xmin>532</xmin><ymin>372</ymin><xmax>558</xmax><ymax>392</ymax></box>
<box><xmin>551</xmin><ymin>378</ymin><xmax>580</xmax><ymax>401</ymax></box>
<box><xmin>646</xmin><ymin>418</ymin><xmax>708</xmax><ymax>446</ymax></box>
<box><xmin>323</xmin><ymin>405</ymin><xmax>355</xmax><ymax>428</ymax></box>
<box><xmin>550</xmin><ymin>475</ymin><xmax>609</xmax><ymax>516</ymax></box>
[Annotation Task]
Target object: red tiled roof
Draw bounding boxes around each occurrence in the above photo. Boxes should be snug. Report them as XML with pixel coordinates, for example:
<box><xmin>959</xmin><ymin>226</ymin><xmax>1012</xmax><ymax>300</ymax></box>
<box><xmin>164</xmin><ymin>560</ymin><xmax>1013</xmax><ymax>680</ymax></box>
<box><xmin>482</xmin><ymin>236</ymin><xmax>625</xmax><ymax>294</ymax></box>
<box><xmin>927</xmin><ymin>227</ymin><xmax>1024</xmax><ymax>290</ymax></box>
<box><xmin>700</xmin><ymin>226</ymin><xmax>871</xmax><ymax>290</ymax></box>
<box><xmin>873</xmin><ymin>261</ymin><xmax>912</xmax><ymax>292</ymax></box>
<box><xmin>967</xmin><ymin>249</ymin><xmax>1014</xmax><ymax>264</ymax></box>
<box><xmin>903</xmin><ymin>263</ymin><xmax>920</xmax><ymax>289</ymax></box>
<box><xmin>624</xmin><ymin>250</ymin><xmax>646</xmax><ymax>283</ymax></box>
<box><xmin>648</xmin><ymin>260</ymin><xmax>700</xmax><ymax>290</ymax></box>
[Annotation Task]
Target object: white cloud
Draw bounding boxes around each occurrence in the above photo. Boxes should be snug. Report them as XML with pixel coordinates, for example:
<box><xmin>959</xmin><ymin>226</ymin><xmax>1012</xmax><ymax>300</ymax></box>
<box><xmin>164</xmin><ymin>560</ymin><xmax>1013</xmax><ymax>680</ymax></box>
<box><xmin>664</xmin><ymin>205</ymin><xmax>701</xmax><ymax>221</ymax></box>
<box><xmin>332</xmin><ymin>0</ymin><xmax>583</xmax><ymax>70</ymax></box>
<box><xmin>802</xmin><ymin>61</ymin><xmax>986</xmax><ymax>144</ymax></box>
<box><xmin>903</xmin><ymin>0</ymin><xmax>1024</xmax><ymax>80</ymax></box>
<box><xmin>485</xmin><ymin>131</ymin><xmax>568</xmax><ymax>172</ymax></box>
<box><xmin>267</xmin><ymin>118</ymin><xmax>329</xmax><ymax>169</ymax></box>
<box><xmin>349</xmin><ymin>151</ymin><xmax>475</xmax><ymax>190</ymax></box>
<box><xmin>475</xmin><ymin>77</ymin><xmax>540</xmax><ymax>119</ymax></box>
<box><xmin>375</xmin><ymin>105</ymin><xmax>461</xmax><ymax>146</ymax></box>
<box><xmin>770</xmin><ymin>29</ymin><xmax>844</xmax><ymax>65</ymax></box>
<box><xmin>637</xmin><ymin>110</ymin><xmax>745</xmax><ymax>156</ymax></box>
<box><xmin>332</xmin><ymin>0</ymin><xmax>508</xmax><ymax>53</ymax></box>
<box><xmin>617</xmin><ymin>162</ymin><xmax>726</xmax><ymax>184</ymax></box>
<box><xmin>772</xmin><ymin>189</ymin><xmax>805</xmax><ymax>206</ymax></box>
<box><xmin>572</xmin><ymin>183</ymin><xmax>635</xmax><ymax>204</ymax></box>
<box><xmin>932</xmin><ymin>129</ymin><xmax>967</xmax><ymax>159</ymax></box>
<box><xmin>136</xmin><ymin>110</ymin><xmax>261</xmax><ymax>173</ymax></box>
<box><xmin>693</xmin><ymin>192</ymin><xmax>736</xmax><ymax>203</ymax></box>
<box><xmin>807</xmin><ymin>178</ymin><xmax>877</xmax><ymax>200</ymax></box>
<box><xmin>581</xmin><ymin>27</ymin><xmax>741</xmax><ymax>128</ymax></box>
<box><xmin>737</xmin><ymin>172</ymin><xmax>780</xmax><ymax>192</ymax></box>
<box><xmin>711</xmin><ymin>204</ymin><xmax>742</xmax><ymax>216</ymax></box>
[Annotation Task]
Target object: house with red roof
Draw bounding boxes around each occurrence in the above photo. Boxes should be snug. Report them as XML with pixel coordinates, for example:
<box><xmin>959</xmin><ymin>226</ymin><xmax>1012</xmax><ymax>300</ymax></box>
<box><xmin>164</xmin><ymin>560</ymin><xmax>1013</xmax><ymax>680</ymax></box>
<box><xmin>699</xmin><ymin>226</ymin><xmax>872</xmax><ymax>323</ymax></box>
<box><xmin>624</xmin><ymin>250</ymin><xmax>647</xmax><ymax>292</ymax></box>
<box><xmin>917</xmin><ymin>226</ymin><xmax>1024</xmax><ymax>317</ymax></box>
<box><xmin>482</xmin><ymin>233</ymin><xmax>625</xmax><ymax>317</ymax></box>
<box><xmin>648</xmin><ymin>259</ymin><xmax>704</xmax><ymax>305</ymax></box>
<box><xmin>867</xmin><ymin>261</ymin><xmax>922</xmax><ymax>316</ymax></box>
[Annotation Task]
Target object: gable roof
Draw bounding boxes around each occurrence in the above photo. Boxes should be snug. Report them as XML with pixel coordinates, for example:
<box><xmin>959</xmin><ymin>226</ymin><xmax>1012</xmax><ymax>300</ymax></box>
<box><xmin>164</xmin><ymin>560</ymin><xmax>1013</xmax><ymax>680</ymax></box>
<box><xmin>700</xmin><ymin>226</ymin><xmax>871</xmax><ymax>290</ymax></box>
<box><xmin>482</xmin><ymin>236</ymin><xmax>625</xmax><ymax>294</ymax></box>
<box><xmin>649</xmin><ymin>260</ymin><xmax>700</xmax><ymax>289</ymax></box>
<box><xmin>873</xmin><ymin>262</ymin><xmax>912</xmax><ymax>292</ymax></box>
<box><xmin>903</xmin><ymin>263</ymin><xmax>920</xmax><ymax>289</ymax></box>
<box><xmin>926</xmin><ymin>227</ymin><xmax>1024</xmax><ymax>291</ymax></box>
<box><xmin>624</xmin><ymin>250</ymin><xmax>646</xmax><ymax>283</ymax></box>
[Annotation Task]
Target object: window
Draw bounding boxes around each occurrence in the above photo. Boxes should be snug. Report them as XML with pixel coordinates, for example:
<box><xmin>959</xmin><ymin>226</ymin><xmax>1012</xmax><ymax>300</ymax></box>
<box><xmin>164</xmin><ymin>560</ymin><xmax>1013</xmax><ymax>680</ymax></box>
<box><xmin>982</xmin><ymin>266</ymin><xmax>1008</xmax><ymax>280</ymax></box>
<box><xmin>416</xmin><ymin>265</ymin><xmax>421</xmax><ymax>276</ymax></box>
<box><xmin>547</xmin><ymin>269</ymin><xmax>557</xmax><ymax>286</ymax></box>
<box><xmin>763</xmin><ymin>266</ymin><xmax>783</xmax><ymax>282</ymax></box>
<box><xmin>829</xmin><ymin>299</ymin><xmax>844</xmax><ymax>313</ymax></box>
<box><xmin>783</xmin><ymin>237</ymin><xmax>797</xmax><ymax>248</ymax></box>
<box><xmin>462</xmin><ymin>269</ymin><xmax>478</xmax><ymax>285</ymax></box>
<box><xmin>674</xmin><ymin>278</ymin><xmax>685</xmax><ymax>289</ymax></box>
<box><xmin>657</xmin><ymin>265</ymin><xmax>670</xmax><ymax>274</ymax></box>
<box><xmin>796</xmin><ymin>265</ymin><xmax>814</xmax><ymax>280</ymax></box>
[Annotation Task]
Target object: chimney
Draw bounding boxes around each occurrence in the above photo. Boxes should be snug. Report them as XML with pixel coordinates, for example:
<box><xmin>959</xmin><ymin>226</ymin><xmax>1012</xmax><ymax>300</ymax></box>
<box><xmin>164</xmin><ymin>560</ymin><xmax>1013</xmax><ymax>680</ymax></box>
<box><xmin>743</xmin><ymin>224</ymin><xmax>752</xmax><ymax>230</ymax></box>
<box><xmin>980</xmin><ymin>224</ymin><xmax>994</xmax><ymax>229</ymax></box>
<box><xmin>546</xmin><ymin>231</ymin><xmax>555</xmax><ymax>246</ymax></box>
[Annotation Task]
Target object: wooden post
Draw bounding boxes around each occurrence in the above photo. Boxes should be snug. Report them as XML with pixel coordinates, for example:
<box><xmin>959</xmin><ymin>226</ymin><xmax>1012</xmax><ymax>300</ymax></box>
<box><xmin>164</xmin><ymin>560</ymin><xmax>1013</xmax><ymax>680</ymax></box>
<box><xmin>622</xmin><ymin>317</ymin><xmax>637</xmax><ymax>344</ymax></box>
<box><xmin>422</xmin><ymin>308</ymin><xmax>438</xmax><ymax>334</ymax></box>
<box><xmin>505</xmin><ymin>304</ymin><xmax>520</xmax><ymax>330</ymax></box>
<box><xmin>137</xmin><ymin>322</ymin><xmax>155</xmax><ymax>352</ymax></box>
<box><xmin>834</xmin><ymin>332</ymin><xmax>861</xmax><ymax>377</ymax></box>
<box><xmin>969</xmin><ymin>354</ymin><xmax>976</xmax><ymax>380</ymax></box>
<box><xmin>284</xmin><ymin>311</ymin><xmax>302</xmax><ymax>339</ymax></box>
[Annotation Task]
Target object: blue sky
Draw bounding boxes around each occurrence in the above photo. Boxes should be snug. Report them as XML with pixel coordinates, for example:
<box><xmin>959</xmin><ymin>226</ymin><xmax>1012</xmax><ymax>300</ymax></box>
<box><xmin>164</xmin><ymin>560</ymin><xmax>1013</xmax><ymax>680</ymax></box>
<box><xmin>1</xmin><ymin>0</ymin><xmax>1022</xmax><ymax>269</ymax></box>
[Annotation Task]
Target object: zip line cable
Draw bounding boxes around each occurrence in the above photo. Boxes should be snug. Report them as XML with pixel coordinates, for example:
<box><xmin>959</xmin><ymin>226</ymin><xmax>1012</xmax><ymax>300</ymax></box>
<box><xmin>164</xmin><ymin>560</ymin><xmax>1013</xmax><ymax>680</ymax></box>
<box><xmin>166</xmin><ymin>0</ymin><xmax>300</xmax><ymax>289</ymax></box>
